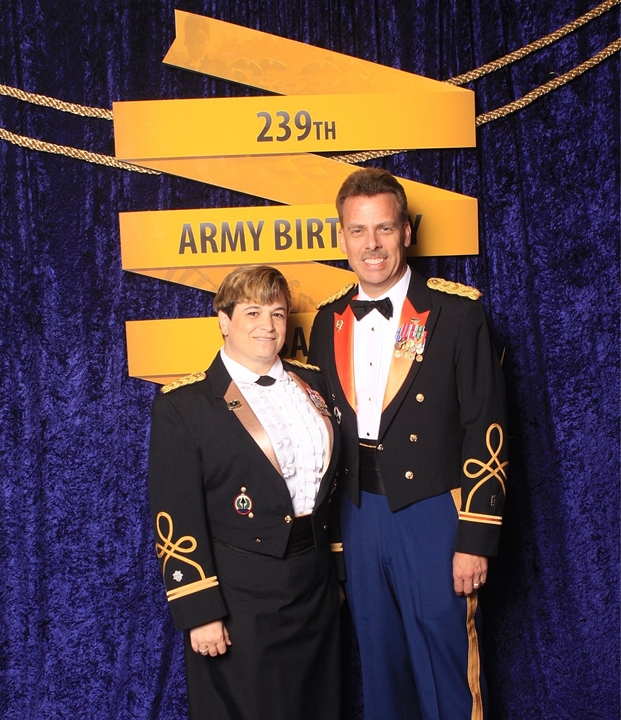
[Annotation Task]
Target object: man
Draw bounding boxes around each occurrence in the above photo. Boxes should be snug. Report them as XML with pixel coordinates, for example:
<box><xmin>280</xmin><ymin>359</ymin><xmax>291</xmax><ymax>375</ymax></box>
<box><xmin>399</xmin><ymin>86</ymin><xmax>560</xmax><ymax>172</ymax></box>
<box><xmin>308</xmin><ymin>168</ymin><xmax>508</xmax><ymax>720</ymax></box>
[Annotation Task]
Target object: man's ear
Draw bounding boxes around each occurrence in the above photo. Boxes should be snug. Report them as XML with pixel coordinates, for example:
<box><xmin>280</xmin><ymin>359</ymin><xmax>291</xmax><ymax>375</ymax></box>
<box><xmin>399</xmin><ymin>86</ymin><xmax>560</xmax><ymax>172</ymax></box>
<box><xmin>403</xmin><ymin>221</ymin><xmax>412</xmax><ymax>248</ymax></box>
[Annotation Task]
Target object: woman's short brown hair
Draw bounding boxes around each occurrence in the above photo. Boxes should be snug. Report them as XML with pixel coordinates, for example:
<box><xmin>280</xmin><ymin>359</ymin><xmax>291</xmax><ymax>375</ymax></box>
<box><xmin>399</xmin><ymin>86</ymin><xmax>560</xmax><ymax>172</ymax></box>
<box><xmin>336</xmin><ymin>167</ymin><xmax>409</xmax><ymax>223</ymax></box>
<box><xmin>213</xmin><ymin>265</ymin><xmax>291</xmax><ymax>318</ymax></box>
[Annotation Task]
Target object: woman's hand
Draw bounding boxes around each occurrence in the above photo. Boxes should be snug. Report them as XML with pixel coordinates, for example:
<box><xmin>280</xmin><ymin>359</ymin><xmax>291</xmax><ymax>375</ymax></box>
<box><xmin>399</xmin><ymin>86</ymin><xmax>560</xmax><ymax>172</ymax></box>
<box><xmin>190</xmin><ymin>620</ymin><xmax>232</xmax><ymax>657</ymax></box>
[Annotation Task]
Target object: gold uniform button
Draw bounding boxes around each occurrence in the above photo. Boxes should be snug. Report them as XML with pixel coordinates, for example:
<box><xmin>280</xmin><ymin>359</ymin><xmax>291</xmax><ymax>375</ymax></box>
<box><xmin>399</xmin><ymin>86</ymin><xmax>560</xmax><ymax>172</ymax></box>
<box><xmin>377</xmin><ymin>443</ymin><xmax>384</xmax><ymax>451</ymax></box>
<box><xmin>255</xmin><ymin>538</ymin><xmax>262</xmax><ymax>543</ymax></box>
<box><xmin>416</xmin><ymin>393</ymin><xmax>424</xmax><ymax>403</ymax></box>
<box><xmin>416</xmin><ymin>355</ymin><xmax>423</xmax><ymax>362</ymax></box>
<box><xmin>323</xmin><ymin>524</ymin><xmax>328</xmax><ymax>530</ymax></box>
<box><xmin>248</xmin><ymin>512</ymin><xmax>254</xmax><ymax>519</ymax></box>
<box><xmin>410</xmin><ymin>434</ymin><xmax>418</xmax><ymax>443</ymax></box>
<box><xmin>405</xmin><ymin>471</ymin><xmax>414</xmax><ymax>480</ymax></box>
<box><xmin>284</xmin><ymin>515</ymin><xmax>292</xmax><ymax>524</ymax></box>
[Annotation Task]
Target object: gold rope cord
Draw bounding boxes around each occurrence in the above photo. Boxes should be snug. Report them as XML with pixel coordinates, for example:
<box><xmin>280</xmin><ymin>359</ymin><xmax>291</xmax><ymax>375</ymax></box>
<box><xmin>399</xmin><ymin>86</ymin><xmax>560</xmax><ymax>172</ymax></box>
<box><xmin>0</xmin><ymin>126</ymin><xmax>159</xmax><ymax>173</ymax></box>
<box><xmin>332</xmin><ymin>38</ymin><xmax>620</xmax><ymax>163</ymax></box>
<box><xmin>0</xmin><ymin>83</ymin><xmax>113</xmax><ymax>119</ymax></box>
<box><xmin>448</xmin><ymin>0</ymin><xmax>619</xmax><ymax>85</ymax></box>
<box><xmin>0</xmin><ymin>1</ymin><xmax>618</xmax><ymax>170</ymax></box>
<box><xmin>475</xmin><ymin>38</ymin><xmax>621</xmax><ymax>125</ymax></box>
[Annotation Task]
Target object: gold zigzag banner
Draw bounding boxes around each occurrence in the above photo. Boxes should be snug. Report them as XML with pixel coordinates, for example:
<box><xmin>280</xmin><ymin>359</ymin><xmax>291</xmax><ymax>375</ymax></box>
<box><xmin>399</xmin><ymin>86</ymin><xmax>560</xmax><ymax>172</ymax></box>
<box><xmin>116</xmin><ymin>12</ymin><xmax>481</xmax><ymax>381</ymax></box>
<box><xmin>114</xmin><ymin>12</ymin><xmax>479</xmax><ymax>256</ymax></box>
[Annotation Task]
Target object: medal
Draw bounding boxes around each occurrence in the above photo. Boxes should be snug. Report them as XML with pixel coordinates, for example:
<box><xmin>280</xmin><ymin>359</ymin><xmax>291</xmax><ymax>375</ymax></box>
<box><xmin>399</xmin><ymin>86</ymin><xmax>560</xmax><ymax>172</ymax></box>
<box><xmin>234</xmin><ymin>488</ymin><xmax>253</xmax><ymax>515</ymax></box>
<box><xmin>307</xmin><ymin>387</ymin><xmax>331</xmax><ymax>416</ymax></box>
<box><xmin>394</xmin><ymin>319</ymin><xmax>427</xmax><ymax>359</ymax></box>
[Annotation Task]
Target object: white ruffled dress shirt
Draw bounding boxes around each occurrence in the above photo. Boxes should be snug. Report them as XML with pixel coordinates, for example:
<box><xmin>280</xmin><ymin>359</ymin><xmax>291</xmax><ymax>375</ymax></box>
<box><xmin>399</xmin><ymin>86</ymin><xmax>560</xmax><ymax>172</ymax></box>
<box><xmin>220</xmin><ymin>349</ymin><xmax>328</xmax><ymax>516</ymax></box>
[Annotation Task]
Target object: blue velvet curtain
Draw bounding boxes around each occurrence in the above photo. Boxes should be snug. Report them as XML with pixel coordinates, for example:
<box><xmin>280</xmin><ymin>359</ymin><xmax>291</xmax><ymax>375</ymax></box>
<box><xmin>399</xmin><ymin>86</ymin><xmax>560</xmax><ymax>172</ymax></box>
<box><xmin>0</xmin><ymin>1</ymin><xmax>618</xmax><ymax>718</ymax></box>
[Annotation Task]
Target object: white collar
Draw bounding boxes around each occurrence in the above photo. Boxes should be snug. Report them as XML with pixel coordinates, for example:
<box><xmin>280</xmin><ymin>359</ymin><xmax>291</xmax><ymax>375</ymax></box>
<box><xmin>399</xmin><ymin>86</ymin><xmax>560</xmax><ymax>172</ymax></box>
<box><xmin>220</xmin><ymin>349</ymin><xmax>287</xmax><ymax>385</ymax></box>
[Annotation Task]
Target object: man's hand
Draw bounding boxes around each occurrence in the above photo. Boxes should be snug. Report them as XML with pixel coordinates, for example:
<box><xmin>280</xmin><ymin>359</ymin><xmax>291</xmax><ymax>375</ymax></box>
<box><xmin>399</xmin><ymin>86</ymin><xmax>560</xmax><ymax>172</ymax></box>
<box><xmin>190</xmin><ymin>620</ymin><xmax>232</xmax><ymax>657</ymax></box>
<box><xmin>453</xmin><ymin>552</ymin><xmax>488</xmax><ymax>596</ymax></box>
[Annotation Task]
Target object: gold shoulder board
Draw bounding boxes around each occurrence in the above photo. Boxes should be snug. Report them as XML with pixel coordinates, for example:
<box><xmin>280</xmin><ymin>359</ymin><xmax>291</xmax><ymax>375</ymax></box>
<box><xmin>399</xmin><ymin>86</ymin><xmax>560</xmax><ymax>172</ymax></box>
<box><xmin>316</xmin><ymin>282</ymin><xmax>356</xmax><ymax>309</ymax></box>
<box><xmin>285</xmin><ymin>359</ymin><xmax>321</xmax><ymax>372</ymax></box>
<box><xmin>161</xmin><ymin>371</ymin><xmax>207</xmax><ymax>394</ymax></box>
<box><xmin>427</xmin><ymin>277</ymin><xmax>482</xmax><ymax>301</ymax></box>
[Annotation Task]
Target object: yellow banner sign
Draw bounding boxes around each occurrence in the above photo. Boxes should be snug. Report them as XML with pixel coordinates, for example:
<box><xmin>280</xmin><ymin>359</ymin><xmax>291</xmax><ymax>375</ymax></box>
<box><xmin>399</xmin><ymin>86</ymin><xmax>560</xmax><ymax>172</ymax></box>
<box><xmin>120</xmin><ymin>199</ymin><xmax>475</xmax><ymax>279</ymax></box>
<box><xmin>119</xmin><ymin>162</ymin><xmax>478</xmax><ymax>256</ymax></box>
<box><xmin>164</xmin><ymin>11</ymin><xmax>470</xmax><ymax>98</ymax></box>
<box><xmin>125</xmin><ymin>262</ymin><xmax>355</xmax><ymax>315</ymax></box>
<box><xmin>126</xmin><ymin>313</ymin><xmax>317</xmax><ymax>384</ymax></box>
<box><xmin>120</xmin><ymin>12</ymin><xmax>480</xmax><ymax>383</ymax></box>
<box><xmin>116</xmin><ymin>14</ymin><xmax>477</xmax><ymax>257</ymax></box>
<box><xmin>121</xmin><ymin>204</ymin><xmax>340</xmax><ymax>267</ymax></box>
<box><xmin>113</xmin><ymin>91</ymin><xmax>474</xmax><ymax>159</ymax></box>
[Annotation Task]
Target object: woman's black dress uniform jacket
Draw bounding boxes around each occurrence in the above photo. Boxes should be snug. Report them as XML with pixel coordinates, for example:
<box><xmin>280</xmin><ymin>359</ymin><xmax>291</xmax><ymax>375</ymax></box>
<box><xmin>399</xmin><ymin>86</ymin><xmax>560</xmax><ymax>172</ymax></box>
<box><xmin>147</xmin><ymin>353</ymin><xmax>343</xmax><ymax>632</ymax></box>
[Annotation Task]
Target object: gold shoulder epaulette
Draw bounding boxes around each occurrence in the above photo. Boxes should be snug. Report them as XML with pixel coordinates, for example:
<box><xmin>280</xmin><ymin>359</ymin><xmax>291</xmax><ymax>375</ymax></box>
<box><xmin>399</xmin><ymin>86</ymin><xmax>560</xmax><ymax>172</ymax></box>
<box><xmin>161</xmin><ymin>371</ymin><xmax>206</xmax><ymax>394</ymax></box>
<box><xmin>316</xmin><ymin>282</ymin><xmax>356</xmax><ymax>309</ymax></box>
<box><xmin>427</xmin><ymin>277</ymin><xmax>482</xmax><ymax>301</ymax></box>
<box><xmin>285</xmin><ymin>359</ymin><xmax>321</xmax><ymax>372</ymax></box>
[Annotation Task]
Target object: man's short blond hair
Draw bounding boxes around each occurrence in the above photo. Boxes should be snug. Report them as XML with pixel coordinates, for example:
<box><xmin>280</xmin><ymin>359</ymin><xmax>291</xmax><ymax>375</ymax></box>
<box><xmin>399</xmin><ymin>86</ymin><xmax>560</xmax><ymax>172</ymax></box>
<box><xmin>213</xmin><ymin>265</ymin><xmax>291</xmax><ymax>318</ymax></box>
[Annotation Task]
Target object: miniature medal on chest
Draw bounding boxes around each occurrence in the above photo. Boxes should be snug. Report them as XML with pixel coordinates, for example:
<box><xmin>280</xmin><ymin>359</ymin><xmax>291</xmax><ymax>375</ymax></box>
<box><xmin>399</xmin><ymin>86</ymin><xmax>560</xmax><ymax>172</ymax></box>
<box><xmin>306</xmin><ymin>387</ymin><xmax>331</xmax><ymax>416</ymax></box>
<box><xmin>394</xmin><ymin>316</ymin><xmax>427</xmax><ymax>361</ymax></box>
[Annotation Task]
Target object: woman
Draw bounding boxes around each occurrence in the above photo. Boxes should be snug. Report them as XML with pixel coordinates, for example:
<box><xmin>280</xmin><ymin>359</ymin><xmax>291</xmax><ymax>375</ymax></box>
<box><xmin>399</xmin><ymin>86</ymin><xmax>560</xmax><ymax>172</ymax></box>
<box><xmin>148</xmin><ymin>265</ymin><xmax>342</xmax><ymax>720</ymax></box>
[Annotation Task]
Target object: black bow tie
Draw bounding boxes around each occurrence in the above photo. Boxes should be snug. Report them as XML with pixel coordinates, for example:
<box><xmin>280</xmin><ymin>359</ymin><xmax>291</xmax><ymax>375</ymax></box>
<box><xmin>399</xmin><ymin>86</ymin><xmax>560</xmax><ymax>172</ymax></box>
<box><xmin>350</xmin><ymin>297</ymin><xmax>393</xmax><ymax>321</ymax></box>
<box><xmin>256</xmin><ymin>375</ymin><xmax>276</xmax><ymax>386</ymax></box>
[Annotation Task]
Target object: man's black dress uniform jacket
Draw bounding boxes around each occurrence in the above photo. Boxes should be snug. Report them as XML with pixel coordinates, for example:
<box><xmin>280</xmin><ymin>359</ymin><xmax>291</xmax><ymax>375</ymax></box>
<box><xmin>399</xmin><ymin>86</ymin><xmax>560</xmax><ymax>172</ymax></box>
<box><xmin>308</xmin><ymin>270</ymin><xmax>508</xmax><ymax>557</ymax></box>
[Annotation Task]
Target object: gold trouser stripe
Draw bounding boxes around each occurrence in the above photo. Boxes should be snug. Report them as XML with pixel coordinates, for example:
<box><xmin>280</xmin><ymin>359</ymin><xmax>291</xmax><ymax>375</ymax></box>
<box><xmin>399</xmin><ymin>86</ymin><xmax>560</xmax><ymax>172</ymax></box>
<box><xmin>466</xmin><ymin>593</ymin><xmax>484</xmax><ymax>720</ymax></box>
<box><xmin>330</xmin><ymin>543</ymin><xmax>344</xmax><ymax>552</ymax></box>
<box><xmin>450</xmin><ymin>487</ymin><xmax>462</xmax><ymax>512</ymax></box>
<box><xmin>460</xmin><ymin>511</ymin><xmax>502</xmax><ymax>525</ymax></box>
<box><xmin>452</xmin><ymin>487</ymin><xmax>484</xmax><ymax>718</ymax></box>
<box><xmin>167</xmin><ymin>576</ymin><xmax>219</xmax><ymax>602</ymax></box>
